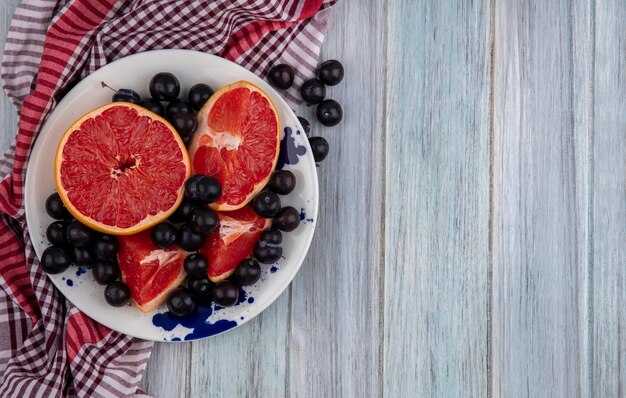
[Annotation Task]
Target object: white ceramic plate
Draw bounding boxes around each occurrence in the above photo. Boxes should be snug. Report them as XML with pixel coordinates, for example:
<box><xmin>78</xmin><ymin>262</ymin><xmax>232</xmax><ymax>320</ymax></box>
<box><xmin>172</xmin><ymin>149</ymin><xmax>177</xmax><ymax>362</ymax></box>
<box><xmin>25</xmin><ymin>50</ymin><xmax>318</xmax><ymax>341</ymax></box>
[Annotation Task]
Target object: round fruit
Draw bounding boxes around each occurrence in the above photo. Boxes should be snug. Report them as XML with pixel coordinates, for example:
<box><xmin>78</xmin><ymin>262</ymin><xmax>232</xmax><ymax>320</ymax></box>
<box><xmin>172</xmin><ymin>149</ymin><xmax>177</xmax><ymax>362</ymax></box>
<box><xmin>150</xmin><ymin>72</ymin><xmax>180</xmax><ymax>101</ymax></box>
<box><xmin>140</xmin><ymin>98</ymin><xmax>165</xmax><ymax>117</ymax></box>
<box><xmin>213</xmin><ymin>281</ymin><xmax>239</xmax><ymax>307</ymax></box>
<box><xmin>252</xmin><ymin>190</ymin><xmax>281</xmax><ymax>218</ymax></box>
<box><xmin>201</xmin><ymin>207</ymin><xmax>270</xmax><ymax>282</ymax></box>
<box><xmin>178</xmin><ymin>223</ymin><xmax>205</xmax><ymax>251</ymax></box>
<box><xmin>269</xmin><ymin>170</ymin><xmax>296</xmax><ymax>195</ymax></box>
<box><xmin>117</xmin><ymin>230</ymin><xmax>187</xmax><ymax>312</ymax></box>
<box><xmin>45</xmin><ymin>193</ymin><xmax>71</xmax><ymax>219</ymax></box>
<box><xmin>170</xmin><ymin>112</ymin><xmax>197</xmax><ymax>137</ymax></box>
<box><xmin>65</xmin><ymin>221</ymin><xmax>93</xmax><ymax>247</ymax></box>
<box><xmin>185</xmin><ymin>175</ymin><xmax>221</xmax><ymax>204</ymax></box>
<box><xmin>300</xmin><ymin>79</ymin><xmax>326</xmax><ymax>104</ymax></box>
<box><xmin>188</xmin><ymin>83</ymin><xmax>214</xmax><ymax>111</ymax></box>
<box><xmin>189</xmin><ymin>81</ymin><xmax>280</xmax><ymax>210</ymax></box>
<box><xmin>234</xmin><ymin>259</ymin><xmax>261</xmax><ymax>285</ymax></box>
<box><xmin>260</xmin><ymin>228</ymin><xmax>282</xmax><ymax>245</ymax></box>
<box><xmin>253</xmin><ymin>241</ymin><xmax>283</xmax><ymax>264</ymax></box>
<box><xmin>183</xmin><ymin>253</ymin><xmax>208</xmax><ymax>277</ymax></box>
<box><xmin>41</xmin><ymin>246</ymin><xmax>70</xmax><ymax>274</ymax></box>
<box><xmin>167</xmin><ymin>287</ymin><xmax>196</xmax><ymax>316</ymax></box>
<box><xmin>275</xmin><ymin>207</ymin><xmax>300</xmax><ymax>232</ymax></box>
<box><xmin>112</xmin><ymin>88</ymin><xmax>141</xmax><ymax>104</ymax></box>
<box><xmin>71</xmin><ymin>245</ymin><xmax>96</xmax><ymax>265</ymax></box>
<box><xmin>46</xmin><ymin>221</ymin><xmax>67</xmax><ymax>246</ymax></box>
<box><xmin>190</xmin><ymin>207</ymin><xmax>218</xmax><ymax>234</ymax></box>
<box><xmin>93</xmin><ymin>259</ymin><xmax>120</xmax><ymax>285</ymax></box>
<box><xmin>93</xmin><ymin>234</ymin><xmax>119</xmax><ymax>259</ymax></box>
<box><xmin>317</xmin><ymin>59</ymin><xmax>344</xmax><ymax>86</ymax></box>
<box><xmin>165</xmin><ymin>99</ymin><xmax>192</xmax><ymax>120</ymax></box>
<box><xmin>151</xmin><ymin>222</ymin><xmax>177</xmax><ymax>248</ymax></box>
<box><xmin>316</xmin><ymin>99</ymin><xmax>343</xmax><ymax>126</ymax></box>
<box><xmin>267</xmin><ymin>64</ymin><xmax>294</xmax><ymax>89</ymax></box>
<box><xmin>297</xmin><ymin>116</ymin><xmax>311</xmax><ymax>135</ymax></box>
<box><xmin>309</xmin><ymin>136</ymin><xmax>330</xmax><ymax>162</ymax></box>
<box><xmin>54</xmin><ymin>103</ymin><xmax>191</xmax><ymax>235</ymax></box>
<box><xmin>169</xmin><ymin>197</ymin><xmax>196</xmax><ymax>223</ymax></box>
<box><xmin>104</xmin><ymin>281</ymin><xmax>131</xmax><ymax>307</ymax></box>
<box><xmin>188</xmin><ymin>275</ymin><xmax>214</xmax><ymax>301</ymax></box>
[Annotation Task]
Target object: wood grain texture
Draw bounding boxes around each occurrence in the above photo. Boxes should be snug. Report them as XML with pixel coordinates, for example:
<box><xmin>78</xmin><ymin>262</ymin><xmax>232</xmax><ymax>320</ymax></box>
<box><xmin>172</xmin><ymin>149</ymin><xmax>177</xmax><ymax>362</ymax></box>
<box><xmin>141</xmin><ymin>343</ymin><xmax>190</xmax><ymax>397</ymax></box>
<box><xmin>188</xmin><ymin>293</ymin><xmax>288</xmax><ymax>397</ymax></box>
<box><xmin>383</xmin><ymin>1</ymin><xmax>491</xmax><ymax>397</ymax></box>
<box><xmin>592</xmin><ymin>0</ymin><xmax>625</xmax><ymax>396</ymax></box>
<box><xmin>287</xmin><ymin>0</ymin><xmax>385</xmax><ymax>397</ymax></box>
<box><xmin>0</xmin><ymin>0</ymin><xmax>20</xmax><ymax>154</ymax></box>
<box><xmin>491</xmin><ymin>0</ymin><xmax>592</xmax><ymax>396</ymax></box>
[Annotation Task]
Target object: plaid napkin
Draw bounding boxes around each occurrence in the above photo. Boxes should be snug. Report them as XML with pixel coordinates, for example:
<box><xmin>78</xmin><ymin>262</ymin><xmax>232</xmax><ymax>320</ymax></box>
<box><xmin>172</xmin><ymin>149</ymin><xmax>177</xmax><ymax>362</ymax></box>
<box><xmin>0</xmin><ymin>0</ymin><xmax>334</xmax><ymax>396</ymax></box>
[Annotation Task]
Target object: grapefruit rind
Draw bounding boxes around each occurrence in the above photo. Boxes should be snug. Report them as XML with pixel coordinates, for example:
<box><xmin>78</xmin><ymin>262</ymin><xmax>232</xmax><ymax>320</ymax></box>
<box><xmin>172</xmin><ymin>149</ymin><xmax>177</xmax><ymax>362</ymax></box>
<box><xmin>54</xmin><ymin>102</ymin><xmax>191</xmax><ymax>235</ymax></box>
<box><xmin>131</xmin><ymin>268</ymin><xmax>186</xmax><ymax>313</ymax></box>
<box><xmin>189</xmin><ymin>81</ymin><xmax>280</xmax><ymax>211</ymax></box>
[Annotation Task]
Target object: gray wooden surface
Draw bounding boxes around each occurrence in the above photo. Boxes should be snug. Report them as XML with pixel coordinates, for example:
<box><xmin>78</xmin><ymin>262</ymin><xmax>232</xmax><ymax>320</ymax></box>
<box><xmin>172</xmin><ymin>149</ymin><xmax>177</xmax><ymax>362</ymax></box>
<box><xmin>492</xmin><ymin>1</ymin><xmax>592</xmax><ymax>396</ymax></box>
<box><xmin>1</xmin><ymin>1</ymin><xmax>624</xmax><ymax>397</ymax></box>
<box><xmin>384</xmin><ymin>1</ymin><xmax>491</xmax><ymax>396</ymax></box>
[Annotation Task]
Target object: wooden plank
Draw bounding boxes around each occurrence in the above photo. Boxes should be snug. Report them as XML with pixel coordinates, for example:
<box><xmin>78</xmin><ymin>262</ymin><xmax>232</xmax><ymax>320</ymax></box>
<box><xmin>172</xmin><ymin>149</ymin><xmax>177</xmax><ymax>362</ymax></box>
<box><xmin>592</xmin><ymin>0</ymin><xmax>625</xmax><ymax>395</ymax></box>
<box><xmin>0</xmin><ymin>0</ymin><xmax>21</xmax><ymax>154</ymax></box>
<box><xmin>383</xmin><ymin>1</ymin><xmax>491</xmax><ymax>397</ymax></box>
<box><xmin>287</xmin><ymin>0</ymin><xmax>385</xmax><ymax>397</ymax></box>
<box><xmin>188</xmin><ymin>293</ymin><xmax>289</xmax><ymax>397</ymax></box>
<box><xmin>141</xmin><ymin>344</ymin><xmax>190</xmax><ymax>397</ymax></box>
<box><xmin>491</xmin><ymin>1</ymin><xmax>592</xmax><ymax>396</ymax></box>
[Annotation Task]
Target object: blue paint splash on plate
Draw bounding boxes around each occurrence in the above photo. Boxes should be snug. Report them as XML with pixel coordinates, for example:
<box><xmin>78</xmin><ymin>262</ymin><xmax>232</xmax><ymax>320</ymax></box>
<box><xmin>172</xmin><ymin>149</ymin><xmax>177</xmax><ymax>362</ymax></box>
<box><xmin>66</xmin><ymin>279</ymin><xmax>73</xmax><ymax>287</ymax></box>
<box><xmin>299</xmin><ymin>208</ymin><xmax>314</xmax><ymax>224</ymax></box>
<box><xmin>186</xmin><ymin>319</ymin><xmax>238</xmax><ymax>340</ymax></box>
<box><xmin>277</xmin><ymin>127</ymin><xmax>306</xmax><ymax>169</ymax></box>
<box><xmin>237</xmin><ymin>290</ymin><xmax>247</xmax><ymax>305</ymax></box>
<box><xmin>233</xmin><ymin>287</ymin><xmax>248</xmax><ymax>306</ymax></box>
<box><xmin>76</xmin><ymin>267</ymin><xmax>87</xmax><ymax>277</ymax></box>
<box><xmin>152</xmin><ymin>287</ymin><xmax>252</xmax><ymax>340</ymax></box>
<box><xmin>152</xmin><ymin>303</ymin><xmax>237</xmax><ymax>340</ymax></box>
<box><xmin>270</xmin><ymin>266</ymin><xmax>278</xmax><ymax>273</ymax></box>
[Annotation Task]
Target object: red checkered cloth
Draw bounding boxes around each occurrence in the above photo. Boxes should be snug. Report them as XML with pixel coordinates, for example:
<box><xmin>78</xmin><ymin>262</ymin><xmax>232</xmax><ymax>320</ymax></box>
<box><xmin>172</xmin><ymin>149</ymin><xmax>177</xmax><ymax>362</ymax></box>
<box><xmin>0</xmin><ymin>0</ymin><xmax>335</xmax><ymax>396</ymax></box>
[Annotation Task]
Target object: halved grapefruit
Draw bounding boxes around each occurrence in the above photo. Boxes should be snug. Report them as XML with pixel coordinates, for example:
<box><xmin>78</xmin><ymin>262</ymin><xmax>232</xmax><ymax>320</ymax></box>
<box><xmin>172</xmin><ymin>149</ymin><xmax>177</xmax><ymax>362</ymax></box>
<box><xmin>189</xmin><ymin>81</ymin><xmax>280</xmax><ymax>211</ymax></box>
<box><xmin>117</xmin><ymin>230</ymin><xmax>187</xmax><ymax>312</ymax></box>
<box><xmin>55</xmin><ymin>102</ymin><xmax>190</xmax><ymax>235</ymax></box>
<box><xmin>200</xmin><ymin>206</ymin><xmax>271</xmax><ymax>282</ymax></box>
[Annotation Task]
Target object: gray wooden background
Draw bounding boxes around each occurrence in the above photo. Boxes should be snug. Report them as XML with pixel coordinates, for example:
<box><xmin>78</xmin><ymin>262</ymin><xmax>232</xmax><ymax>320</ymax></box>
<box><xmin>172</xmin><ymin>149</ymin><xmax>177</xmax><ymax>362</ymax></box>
<box><xmin>1</xmin><ymin>1</ymin><xmax>624</xmax><ymax>397</ymax></box>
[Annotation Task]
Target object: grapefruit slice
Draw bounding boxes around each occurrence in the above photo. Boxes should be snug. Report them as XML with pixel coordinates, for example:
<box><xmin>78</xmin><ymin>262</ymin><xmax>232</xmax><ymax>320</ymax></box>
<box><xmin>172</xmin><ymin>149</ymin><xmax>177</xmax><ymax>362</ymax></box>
<box><xmin>189</xmin><ymin>81</ymin><xmax>280</xmax><ymax>211</ymax></box>
<box><xmin>200</xmin><ymin>206</ymin><xmax>271</xmax><ymax>282</ymax></box>
<box><xmin>55</xmin><ymin>102</ymin><xmax>190</xmax><ymax>235</ymax></box>
<box><xmin>117</xmin><ymin>230</ymin><xmax>187</xmax><ymax>312</ymax></box>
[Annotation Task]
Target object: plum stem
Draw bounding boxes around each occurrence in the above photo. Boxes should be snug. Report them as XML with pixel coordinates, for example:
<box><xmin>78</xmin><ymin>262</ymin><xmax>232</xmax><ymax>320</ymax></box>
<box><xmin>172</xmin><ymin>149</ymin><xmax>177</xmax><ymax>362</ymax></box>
<box><xmin>100</xmin><ymin>81</ymin><xmax>117</xmax><ymax>93</ymax></box>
